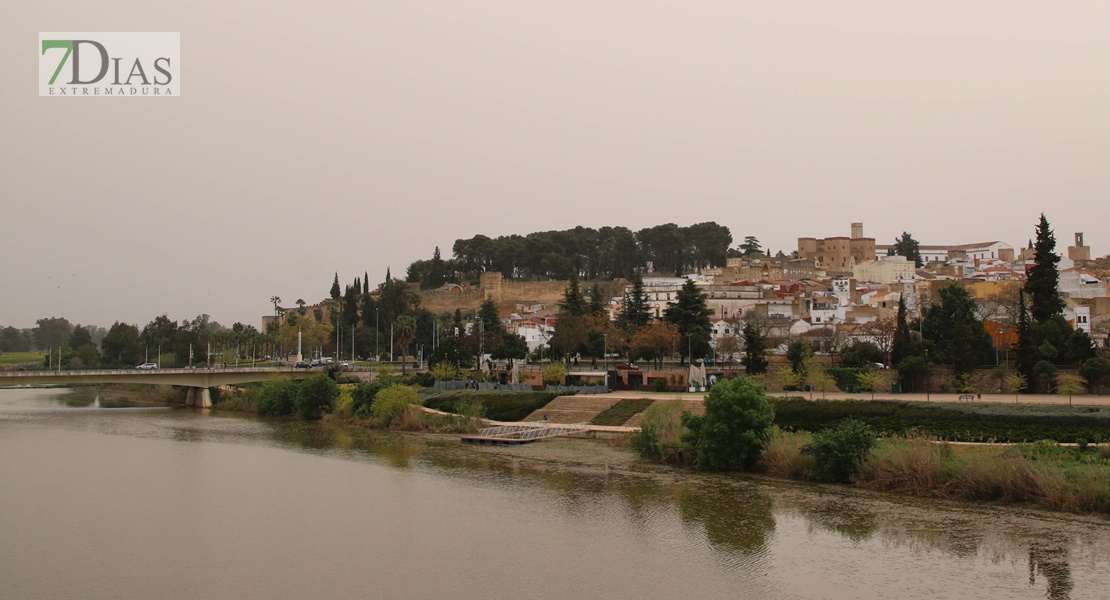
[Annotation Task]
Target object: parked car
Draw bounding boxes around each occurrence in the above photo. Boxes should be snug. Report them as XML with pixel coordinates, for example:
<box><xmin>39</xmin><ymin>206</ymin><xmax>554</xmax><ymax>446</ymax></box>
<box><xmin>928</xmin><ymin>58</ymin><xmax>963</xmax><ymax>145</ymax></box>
<box><xmin>338</xmin><ymin>361</ymin><xmax>350</xmax><ymax>368</ymax></box>
<box><xmin>294</xmin><ymin>361</ymin><xmax>312</xmax><ymax>369</ymax></box>
<box><xmin>615</xmin><ymin>362</ymin><xmax>639</xmax><ymax>371</ymax></box>
<box><xmin>135</xmin><ymin>363</ymin><xmax>158</xmax><ymax>370</ymax></box>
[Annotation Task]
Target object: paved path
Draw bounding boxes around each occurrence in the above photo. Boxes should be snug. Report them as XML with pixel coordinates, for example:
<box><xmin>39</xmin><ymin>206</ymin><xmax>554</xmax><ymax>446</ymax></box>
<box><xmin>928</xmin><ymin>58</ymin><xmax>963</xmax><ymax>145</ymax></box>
<box><xmin>604</xmin><ymin>389</ymin><xmax>1110</xmax><ymax>407</ymax></box>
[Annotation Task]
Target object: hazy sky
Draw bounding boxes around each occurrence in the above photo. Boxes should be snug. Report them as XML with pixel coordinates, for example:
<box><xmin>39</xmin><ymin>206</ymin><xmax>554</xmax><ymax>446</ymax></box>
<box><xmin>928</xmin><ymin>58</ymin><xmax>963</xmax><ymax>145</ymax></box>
<box><xmin>3</xmin><ymin>1</ymin><xmax>1109</xmax><ymax>330</ymax></box>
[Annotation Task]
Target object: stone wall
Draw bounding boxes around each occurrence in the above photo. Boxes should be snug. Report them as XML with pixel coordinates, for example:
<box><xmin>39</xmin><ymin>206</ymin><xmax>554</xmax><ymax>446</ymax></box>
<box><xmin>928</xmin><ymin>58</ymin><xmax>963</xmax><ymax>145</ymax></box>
<box><xmin>417</xmin><ymin>273</ymin><xmax>626</xmax><ymax>316</ymax></box>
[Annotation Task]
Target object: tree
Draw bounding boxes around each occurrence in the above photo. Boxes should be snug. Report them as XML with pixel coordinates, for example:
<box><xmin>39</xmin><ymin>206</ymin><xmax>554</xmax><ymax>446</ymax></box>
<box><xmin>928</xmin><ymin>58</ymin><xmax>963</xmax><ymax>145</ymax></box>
<box><xmin>786</xmin><ymin>340</ymin><xmax>814</xmax><ymax>377</ymax></box>
<box><xmin>1055</xmin><ymin>373</ymin><xmax>1086</xmax><ymax>406</ymax></box>
<box><xmin>740</xmin><ymin>235</ymin><xmax>762</xmax><ymax>256</ymax></box>
<box><xmin>559</xmin><ymin>272</ymin><xmax>587</xmax><ymax>317</ymax></box>
<box><xmin>1002</xmin><ymin>372</ymin><xmax>1028</xmax><ymax>402</ymax></box>
<box><xmin>802</xmin><ymin>419</ymin><xmax>877</xmax><ymax>483</ymax></box>
<box><xmin>664</xmin><ymin>279</ymin><xmax>713</xmax><ymax>363</ymax></box>
<box><xmin>892</xmin><ymin>232</ymin><xmax>923</xmax><ymax>268</ymax></box>
<box><xmin>856</xmin><ymin>370</ymin><xmax>884</xmax><ymax>400</ymax></box>
<box><xmin>618</xmin><ymin>272</ymin><xmax>650</xmax><ymax>332</ymax></box>
<box><xmin>715</xmin><ymin>333</ymin><xmax>741</xmax><ymax>360</ymax></box>
<box><xmin>32</xmin><ymin>317</ymin><xmax>73</xmax><ymax>351</ymax></box>
<box><xmin>1079</xmin><ymin>357</ymin><xmax>1110</xmax><ymax>394</ymax></box>
<box><xmin>1024</xmin><ymin>214</ymin><xmax>1065</xmax><ymax>323</ymax></box>
<box><xmin>429</xmin><ymin>336</ymin><xmax>471</xmax><ymax>369</ymax></box>
<box><xmin>541</xmin><ymin>362</ymin><xmax>568</xmax><ymax>386</ymax></box>
<box><xmin>587</xmin><ymin>283</ymin><xmax>607</xmax><ymax>317</ymax></box>
<box><xmin>296</xmin><ymin>299</ymin><xmax>306</xmax><ymax>316</ymax></box>
<box><xmin>257</xmin><ymin>378</ymin><xmax>299</xmax><ymax>416</ymax></box>
<box><xmin>394</xmin><ymin>315</ymin><xmax>416</xmax><ymax>374</ymax></box>
<box><xmin>921</xmin><ymin>285</ymin><xmax>994</xmax><ymax>373</ymax></box>
<box><xmin>630</xmin><ymin>321</ymin><xmax>679</xmax><ymax>369</ymax></box>
<box><xmin>295</xmin><ymin>374</ymin><xmax>339</xmax><ymax>420</ymax></box>
<box><xmin>330</xmin><ymin>273</ymin><xmax>341</xmax><ymax>300</ymax></box>
<box><xmin>100</xmin><ymin>322</ymin><xmax>142</xmax><ymax>367</ymax></box>
<box><xmin>742</xmin><ymin>322</ymin><xmax>768</xmax><ymax>375</ymax></box>
<box><xmin>681</xmin><ymin>377</ymin><xmax>775</xmax><ymax>471</ymax></box>
<box><xmin>890</xmin><ymin>297</ymin><xmax>916</xmax><ymax>366</ymax></box>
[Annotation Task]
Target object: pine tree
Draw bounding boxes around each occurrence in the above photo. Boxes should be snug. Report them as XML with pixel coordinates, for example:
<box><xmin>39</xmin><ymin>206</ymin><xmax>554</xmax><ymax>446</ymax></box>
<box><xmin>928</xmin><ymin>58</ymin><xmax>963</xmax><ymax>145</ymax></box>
<box><xmin>1024</xmin><ymin>214</ymin><xmax>1065</xmax><ymax>323</ymax></box>
<box><xmin>664</xmin><ymin>279</ymin><xmax>713</xmax><ymax>363</ymax></box>
<box><xmin>742</xmin><ymin>322</ymin><xmax>768</xmax><ymax>374</ymax></box>
<box><xmin>560</xmin><ymin>273</ymin><xmax>587</xmax><ymax>317</ymax></box>
<box><xmin>618</xmin><ymin>272</ymin><xmax>650</xmax><ymax>331</ymax></box>
<box><xmin>893</xmin><ymin>232</ymin><xmax>923</xmax><ymax>268</ymax></box>
<box><xmin>588</xmin><ymin>283</ymin><xmax>607</xmax><ymax>316</ymax></box>
<box><xmin>330</xmin><ymin>273</ymin><xmax>341</xmax><ymax>301</ymax></box>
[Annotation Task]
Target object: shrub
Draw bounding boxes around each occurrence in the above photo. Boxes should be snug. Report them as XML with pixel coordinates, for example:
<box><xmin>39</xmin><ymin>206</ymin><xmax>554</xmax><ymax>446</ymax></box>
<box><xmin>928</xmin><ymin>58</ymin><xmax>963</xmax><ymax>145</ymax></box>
<box><xmin>404</xmin><ymin>372</ymin><xmax>435</xmax><ymax>388</ymax></box>
<box><xmin>371</xmin><ymin>384</ymin><xmax>423</xmax><ymax>427</ymax></box>
<box><xmin>295</xmin><ymin>374</ymin><xmax>339</xmax><ymax>420</ymax></box>
<box><xmin>333</xmin><ymin>386</ymin><xmax>354</xmax><ymax>418</ymax></box>
<box><xmin>631</xmin><ymin>400</ymin><xmax>688</xmax><ymax>461</ymax></box>
<box><xmin>631</xmin><ymin>424</ymin><xmax>662</xmax><ymax>460</ymax></box>
<box><xmin>430</xmin><ymin>363</ymin><xmax>462</xmax><ymax>381</ymax></box>
<box><xmin>802</xmin><ymin>418</ymin><xmax>878</xmax><ymax>483</ymax></box>
<box><xmin>351</xmin><ymin>376</ymin><xmax>402</xmax><ymax>418</ymax></box>
<box><xmin>681</xmin><ymin>377</ymin><xmax>775</xmax><ymax>471</ymax></box>
<box><xmin>256</xmin><ymin>379</ymin><xmax>299</xmax><ymax>416</ymax></box>
<box><xmin>541</xmin><ymin>362</ymin><xmax>568</xmax><ymax>386</ymax></box>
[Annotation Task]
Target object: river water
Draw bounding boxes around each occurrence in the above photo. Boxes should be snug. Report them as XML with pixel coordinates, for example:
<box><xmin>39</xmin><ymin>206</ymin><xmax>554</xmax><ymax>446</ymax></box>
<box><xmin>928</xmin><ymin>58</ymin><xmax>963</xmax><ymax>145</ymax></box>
<box><xmin>1</xmin><ymin>388</ymin><xmax>1107</xmax><ymax>600</ymax></box>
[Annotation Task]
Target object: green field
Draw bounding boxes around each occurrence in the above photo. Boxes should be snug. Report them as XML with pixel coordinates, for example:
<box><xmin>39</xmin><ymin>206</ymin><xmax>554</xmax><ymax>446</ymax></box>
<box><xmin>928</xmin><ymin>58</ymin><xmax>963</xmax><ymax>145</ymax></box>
<box><xmin>0</xmin><ymin>352</ymin><xmax>44</xmax><ymax>365</ymax></box>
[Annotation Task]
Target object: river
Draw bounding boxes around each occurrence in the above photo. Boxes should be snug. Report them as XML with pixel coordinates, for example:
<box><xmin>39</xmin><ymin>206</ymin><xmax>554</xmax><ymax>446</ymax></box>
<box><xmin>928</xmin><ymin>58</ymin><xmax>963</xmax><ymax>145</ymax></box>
<box><xmin>1</xmin><ymin>387</ymin><xmax>1107</xmax><ymax>600</ymax></box>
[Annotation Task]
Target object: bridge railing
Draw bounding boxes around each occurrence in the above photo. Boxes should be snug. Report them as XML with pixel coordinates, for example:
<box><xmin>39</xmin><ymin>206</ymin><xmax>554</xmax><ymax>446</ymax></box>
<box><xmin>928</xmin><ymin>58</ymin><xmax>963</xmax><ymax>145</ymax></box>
<box><xmin>0</xmin><ymin>366</ymin><xmax>324</xmax><ymax>378</ymax></box>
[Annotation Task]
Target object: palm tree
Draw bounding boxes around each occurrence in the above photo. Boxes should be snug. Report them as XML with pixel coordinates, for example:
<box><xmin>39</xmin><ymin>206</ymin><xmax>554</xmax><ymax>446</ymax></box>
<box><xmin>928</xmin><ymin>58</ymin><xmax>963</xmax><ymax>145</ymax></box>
<box><xmin>394</xmin><ymin>315</ymin><xmax>416</xmax><ymax>374</ymax></box>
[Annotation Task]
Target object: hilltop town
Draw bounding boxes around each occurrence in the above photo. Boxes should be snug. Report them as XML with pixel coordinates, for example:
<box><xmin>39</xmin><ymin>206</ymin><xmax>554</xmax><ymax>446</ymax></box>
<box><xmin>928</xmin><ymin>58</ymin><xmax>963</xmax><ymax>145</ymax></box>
<box><xmin>271</xmin><ymin>221</ymin><xmax>1107</xmax><ymax>366</ymax></box>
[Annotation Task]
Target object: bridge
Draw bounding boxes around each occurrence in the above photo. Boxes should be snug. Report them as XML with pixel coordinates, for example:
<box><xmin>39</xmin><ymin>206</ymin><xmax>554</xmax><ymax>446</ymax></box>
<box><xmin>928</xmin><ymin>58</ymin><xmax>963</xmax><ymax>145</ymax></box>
<box><xmin>0</xmin><ymin>367</ymin><xmax>327</xmax><ymax>407</ymax></box>
<box><xmin>461</xmin><ymin>422</ymin><xmax>590</xmax><ymax>445</ymax></box>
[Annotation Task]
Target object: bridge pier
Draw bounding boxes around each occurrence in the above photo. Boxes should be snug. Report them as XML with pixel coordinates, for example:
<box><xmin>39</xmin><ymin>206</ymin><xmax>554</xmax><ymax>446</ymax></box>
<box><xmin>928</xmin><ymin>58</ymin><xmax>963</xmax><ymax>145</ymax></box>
<box><xmin>184</xmin><ymin>387</ymin><xmax>211</xmax><ymax>408</ymax></box>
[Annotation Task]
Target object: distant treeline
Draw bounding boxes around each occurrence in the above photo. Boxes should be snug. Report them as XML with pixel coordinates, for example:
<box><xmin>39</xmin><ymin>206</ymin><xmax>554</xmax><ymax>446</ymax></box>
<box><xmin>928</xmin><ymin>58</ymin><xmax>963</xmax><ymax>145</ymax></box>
<box><xmin>405</xmin><ymin>222</ymin><xmax>733</xmax><ymax>288</ymax></box>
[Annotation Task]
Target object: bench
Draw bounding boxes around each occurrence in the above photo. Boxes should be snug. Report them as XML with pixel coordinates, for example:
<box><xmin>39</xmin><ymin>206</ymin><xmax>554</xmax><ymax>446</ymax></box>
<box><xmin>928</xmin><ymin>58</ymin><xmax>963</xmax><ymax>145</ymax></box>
<box><xmin>958</xmin><ymin>394</ymin><xmax>976</xmax><ymax>402</ymax></box>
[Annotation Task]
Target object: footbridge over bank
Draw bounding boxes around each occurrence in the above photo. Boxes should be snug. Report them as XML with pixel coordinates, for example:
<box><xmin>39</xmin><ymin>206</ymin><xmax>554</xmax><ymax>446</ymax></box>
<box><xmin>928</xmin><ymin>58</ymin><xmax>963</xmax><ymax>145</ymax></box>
<box><xmin>0</xmin><ymin>367</ymin><xmax>325</xmax><ymax>407</ymax></box>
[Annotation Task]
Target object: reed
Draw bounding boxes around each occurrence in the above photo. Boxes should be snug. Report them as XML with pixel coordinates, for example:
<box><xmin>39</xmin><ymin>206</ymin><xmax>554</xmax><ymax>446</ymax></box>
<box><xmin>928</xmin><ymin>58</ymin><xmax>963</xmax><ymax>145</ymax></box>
<box><xmin>758</xmin><ymin>429</ymin><xmax>814</xmax><ymax>479</ymax></box>
<box><xmin>856</xmin><ymin>436</ymin><xmax>950</xmax><ymax>494</ymax></box>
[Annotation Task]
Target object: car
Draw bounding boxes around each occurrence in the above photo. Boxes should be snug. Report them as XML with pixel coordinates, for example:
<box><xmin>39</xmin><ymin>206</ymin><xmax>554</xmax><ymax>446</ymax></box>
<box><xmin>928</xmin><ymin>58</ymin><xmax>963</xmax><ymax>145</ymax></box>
<box><xmin>338</xmin><ymin>361</ymin><xmax>350</xmax><ymax>368</ymax></box>
<box><xmin>869</xmin><ymin>362</ymin><xmax>887</xmax><ymax>370</ymax></box>
<box><xmin>310</xmin><ymin>359</ymin><xmax>321</xmax><ymax>366</ymax></box>
<box><xmin>294</xmin><ymin>361</ymin><xmax>312</xmax><ymax>369</ymax></box>
<box><xmin>615</xmin><ymin>362</ymin><xmax>639</xmax><ymax>371</ymax></box>
<box><xmin>136</xmin><ymin>363</ymin><xmax>159</xmax><ymax>370</ymax></box>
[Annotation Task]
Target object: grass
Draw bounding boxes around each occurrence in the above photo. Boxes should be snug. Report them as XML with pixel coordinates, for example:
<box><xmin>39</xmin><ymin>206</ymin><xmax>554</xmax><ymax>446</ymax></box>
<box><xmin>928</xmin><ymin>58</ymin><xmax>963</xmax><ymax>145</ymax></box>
<box><xmin>422</xmin><ymin>390</ymin><xmax>563</xmax><ymax>422</ymax></box>
<box><xmin>0</xmin><ymin>352</ymin><xmax>43</xmax><ymax>365</ymax></box>
<box><xmin>591</xmin><ymin>399</ymin><xmax>654</xmax><ymax>426</ymax></box>
<box><xmin>770</xmin><ymin>397</ymin><xmax>1110</xmax><ymax>443</ymax></box>
<box><xmin>757</xmin><ymin>431</ymin><xmax>1110</xmax><ymax>514</ymax></box>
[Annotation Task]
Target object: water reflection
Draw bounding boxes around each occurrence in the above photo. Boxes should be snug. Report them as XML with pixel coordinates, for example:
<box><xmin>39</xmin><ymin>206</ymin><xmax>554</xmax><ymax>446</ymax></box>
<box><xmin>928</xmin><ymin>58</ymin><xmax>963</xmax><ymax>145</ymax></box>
<box><xmin>675</xmin><ymin>481</ymin><xmax>776</xmax><ymax>556</ymax></box>
<box><xmin>797</xmin><ymin>496</ymin><xmax>877</xmax><ymax>543</ymax></box>
<box><xmin>1029</xmin><ymin>541</ymin><xmax>1074</xmax><ymax>600</ymax></box>
<box><xmin>3</xmin><ymin>387</ymin><xmax>1108</xmax><ymax>600</ymax></box>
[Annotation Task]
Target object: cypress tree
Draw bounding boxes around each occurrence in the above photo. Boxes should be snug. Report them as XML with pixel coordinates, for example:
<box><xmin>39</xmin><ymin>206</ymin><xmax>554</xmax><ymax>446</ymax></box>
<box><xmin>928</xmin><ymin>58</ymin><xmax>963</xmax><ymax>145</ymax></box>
<box><xmin>1024</xmin><ymin>214</ymin><xmax>1065</xmax><ymax>323</ymax></box>
<box><xmin>330</xmin><ymin>273</ymin><xmax>341</xmax><ymax>301</ymax></box>
<box><xmin>363</xmin><ymin>272</ymin><xmax>369</xmax><ymax>294</ymax></box>
<box><xmin>742</xmin><ymin>322</ymin><xmax>768</xmax><ymax>374</ymax></box>
<box><xmin>890</xmin><ymin>296</ymin><xmax>913</xmax><ymax>366</ymax></box>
